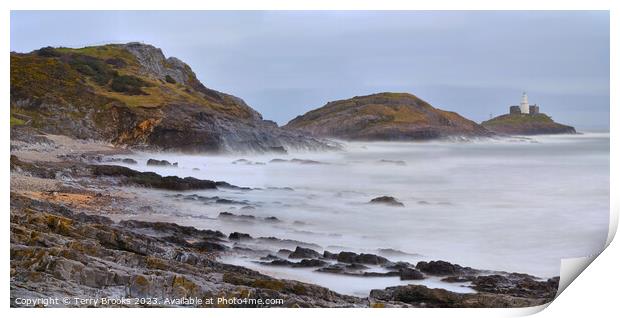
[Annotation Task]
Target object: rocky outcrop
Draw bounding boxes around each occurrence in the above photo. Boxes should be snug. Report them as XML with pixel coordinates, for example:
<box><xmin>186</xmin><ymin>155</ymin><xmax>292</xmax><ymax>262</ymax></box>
<box><xmin>369</xmin><ymin>284</ymin><xmax>552</xmax><ymax>308</ymax></box>
<box><xmin>10</xmin><ymin>193</ymin><xmax>365</xmax><ymax>307</ymax></box>
<box><xmin>284</xmin><ymin>92</ymin><xmax>492</xmax><ymax>140</ymax></box>
<box><xmin>10</xmin><ymin>43</ymin><xmax>335</xmax><ymax>153</ymax></box>
<box><xmin>481</xmin><ymin>113</ymin><xmax>576</xmax><ymax>135</ymax></box>
<box><xmin>369</xmin><ymin>196</ymin><xmax>404</xmax><ymax>207</ymax></box>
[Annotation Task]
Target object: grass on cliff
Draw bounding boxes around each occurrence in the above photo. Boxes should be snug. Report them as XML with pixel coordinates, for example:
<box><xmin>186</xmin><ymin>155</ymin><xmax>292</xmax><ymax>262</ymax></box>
<box><xmin>482</xmin><ymin>113</ymin><xmax>554</xmax><ymax>127</ymax></box>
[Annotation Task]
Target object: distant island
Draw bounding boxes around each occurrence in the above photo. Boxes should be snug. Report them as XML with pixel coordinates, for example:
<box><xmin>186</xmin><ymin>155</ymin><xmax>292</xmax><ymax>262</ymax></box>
<box><xmin>284</xmin><ymin>92</ymin><xmax>491</xmax><ymax>140</ymax></box>
<box><xmin>481</xmin><ymin>93</ymin><xmax>576</xmax><ymax>135</ymax></box>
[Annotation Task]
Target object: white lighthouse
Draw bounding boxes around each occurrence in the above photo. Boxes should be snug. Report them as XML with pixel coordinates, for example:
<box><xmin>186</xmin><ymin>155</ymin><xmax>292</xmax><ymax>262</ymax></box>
<box><xmin>519</xmin><ymin>92</ymin><xmax>530</xmax><ymax>114</ymax></box>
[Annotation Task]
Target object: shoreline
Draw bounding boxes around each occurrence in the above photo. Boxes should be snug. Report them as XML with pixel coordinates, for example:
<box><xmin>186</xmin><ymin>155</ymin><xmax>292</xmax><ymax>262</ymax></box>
<box><xmin>10</xmin><ymin>131</ymin><xmax>560</xmax><ymax>308</ymax></box>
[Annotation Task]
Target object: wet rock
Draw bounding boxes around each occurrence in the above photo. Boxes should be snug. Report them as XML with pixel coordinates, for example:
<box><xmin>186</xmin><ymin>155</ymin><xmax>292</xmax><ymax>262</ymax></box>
<box><xmin>345</xmin><ymin>263</ymin><xmax>370</xmax><ymax>271</ymax></box>
<box><xmin>441</xmin><ymin>275</ymin><xmax>476</xmax><ymax>283</ymax></box>
<box><xmin>369</xmin><ymin>196</ymin><xmax>404</xmax><ymax>207</ymax></box>
<box><xmin>336</xmin><ymin>251</ymin><xmax>358</xmax><ymax>263</ymax></box>
<box><xmin>335</xmin><ymin>251</ymin><xmax>388</xmax><ymax>265</ymax></box>
<box><xmin>369</xmin><ymin>285</ymin><xmax>550</xmax><ymax>308</ymax></box>
<box><xmin>288</xmin><ymin>246</ymin><xmax>321</xmax><ymax>259</ymax></box>
<box><xmin>261</xmin><ymin>259</ymin><xmax>296</xmax><ymax>266</ymax></box>
<box><xmin>190</xmin><ymin>240</ymin><xmax>228</xmax><ymax>252</ymax></box>
<box><xmin>356</xmin><ymin>253</ymin><xmax>388</xmax><ymax>265</ymax></box>
<box><xmin>92</xmin><ymin>165</ymin><xmax>218</xmax><ymax>191</ymax></box>
<box><xmin>323</xmin><ymin>251</ymin><xmax>337</xmax><ymax>260</ymax></box>
<box><xmin>146</xmin><ymin>159</ymin><xmax>176</xmax><ymax>167</ymax></box>
<box><xmin>228</xmin><ymin>232</ymin><xmax>252</xmax><ymax>241</ymax></box>
<box><xmin>316</xmin><ymin>264</ymin><xmax>346</xmax><ymax>274</ymax></box>
<box><xmin>294</xmin><ymin>259</ymin><xmax>327</xmax><ymax>268</ymax></box>
<box><xmin>415</xmin><ymin>260</ymin><xmax>474</xmax><ymax>276</ymax></box>
<box><xmin>105</xmin><ymin>158</ymin><xmax>138</xmax><ymax>164</ymax></box>
<box><xmin>399</xmin><ymin>268</ymin><xmax>424</xmax><ymax>280</ymax></box>
<box><xmin>471</xmin><ymin>274</ymin><xmax>559</xmax><ymax>299</ymax></box>
<box><xmin>264</xmin><ymin>216</ymin><xmax>281</xmax><ymax>223</ymax></box>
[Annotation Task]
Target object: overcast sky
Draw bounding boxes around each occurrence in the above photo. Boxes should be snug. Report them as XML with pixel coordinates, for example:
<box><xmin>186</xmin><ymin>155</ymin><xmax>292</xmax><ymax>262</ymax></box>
<box><xmin>11</xmin><ymin>11</ymin><xmax>610</xmax><ymax>130</ymax></box>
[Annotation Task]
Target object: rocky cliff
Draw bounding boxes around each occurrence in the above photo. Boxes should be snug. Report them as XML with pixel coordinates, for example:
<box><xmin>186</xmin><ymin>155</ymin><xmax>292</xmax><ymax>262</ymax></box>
<box><xmin>284</xmin><ymin>93</ymin><xmax>491</xmax><ymax>140</ymax></box>
<box><xmin>481</xmin><ymin>113</ymin><xmax>576</xmax><ymax>135</ymax></box>
<box><xmin>10</xmin><ymin>43</ymin><xmax>333</xmax><ymax>153</ymax></box>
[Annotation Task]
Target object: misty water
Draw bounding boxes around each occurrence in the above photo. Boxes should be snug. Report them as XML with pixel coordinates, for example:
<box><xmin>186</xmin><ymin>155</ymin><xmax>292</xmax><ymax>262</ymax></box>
<box><xmin>107</xmin><ymin>133</ymin><xmax>609</xmax><ymax>296</ymax></box>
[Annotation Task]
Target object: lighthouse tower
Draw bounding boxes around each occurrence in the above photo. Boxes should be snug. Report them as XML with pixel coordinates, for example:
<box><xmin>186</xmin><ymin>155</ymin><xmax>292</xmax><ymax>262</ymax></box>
<box><xmin>519</xmin><ymin>92</ymin><xmax>530</xmax><ymax>114</ymax></box>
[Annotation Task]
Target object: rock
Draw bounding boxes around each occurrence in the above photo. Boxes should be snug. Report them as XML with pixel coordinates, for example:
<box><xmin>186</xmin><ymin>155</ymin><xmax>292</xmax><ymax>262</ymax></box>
<box><xmin>261</xmin><ymin>259</ymin><xmax>296</xmax><ymax>266</ymax></box>
<box><xmin>415</xmin><ymin>260</ymin><xmax>474</xmax><ymax>276</ymax></box>
<box><xmin>147</xmin><ymin>159</ymin><xmax>174</xmax><ymax>167</ymax></box>
<box><xmin>288</xmin><ymin>246</ymin><xmax>321</xmax><ymax>259</ymax></box>
<box><xmin>369</xmin><ymin>196</ymin><xmax>404</xmax><ymax>207</ymax></box>
<box><xmin>369</xmin><ymin>284</ymin><xmax>551</xmax><ymax>308</ymax></box>
<box><xmin>284</xmin><ymin>92</ymin><xmax>492</xmax><ymax>141</ymax></box>
<box><xmin>228</xmin><ymin>232</ymin><xmax>252</xmax><ymax>240</ymax></box>
<box><xmin>91</xmin><ymin>165</ymin><xmax>221</xmax><ymax>191</ymax></box>
<box><xmin>471</xmin><ymin>274</ymin><xmax>559</xmax><ymax>299</ymax></box>
<box><xmin>336</xmin><ymin>252</ymin><xmax>358</xmax><ymax>263</ymax></box>
<box><xmin>293</xmin><ymin>259</ymin><xmax>327</xmax><ymax>268</ymax></box>
<box><xmin>355</xmin><ymin>253</ymin><xmax>389</xmax><ymax>265</ymax></box>
<box><xmin>345</xmin><ymin>263</ymin><xmax>370</xmax><ymax>271</ymax></box>
<box><xmin>190</xmin><ymin>240</ymin><xmax>228</xmax><ymax>252</ymax></box>
<box><xmin>323</xmin><ymin>251</ymin><xmax>337</xmax><ymax>260</ymax></box>
<box><xmin>122</xmin><ymin>158</ymin><xmax>138</xmax><ymax>164</ymax></box>
<box><xmin>264</xmin><ymin>216</ymin><xmax>281</xmax><ymax>222</ymax></box>
<box><xmin>399</xmin><ymin>268</ymin><xmax>424</xmax><ymax>280</ymax></box>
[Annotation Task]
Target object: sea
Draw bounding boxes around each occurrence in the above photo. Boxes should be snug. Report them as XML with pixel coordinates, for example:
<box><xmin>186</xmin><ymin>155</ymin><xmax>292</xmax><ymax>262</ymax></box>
<box><xmin>106</xmin><ymin>133</ymin><xmax>610</xmax><ymax>296</ymax></box>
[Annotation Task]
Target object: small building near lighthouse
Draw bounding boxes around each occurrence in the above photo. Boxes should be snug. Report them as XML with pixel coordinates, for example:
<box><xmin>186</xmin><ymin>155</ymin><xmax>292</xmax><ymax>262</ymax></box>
<box><xmin>508</xmin><ymin>92</ymin><xmax>540</xmax><ymax>115</ymax></box>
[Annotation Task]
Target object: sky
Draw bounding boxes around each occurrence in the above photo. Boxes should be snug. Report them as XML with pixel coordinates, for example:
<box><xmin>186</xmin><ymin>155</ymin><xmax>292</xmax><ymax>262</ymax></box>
<box><xmin>10</xmin><ymin>11</ymin><xmax>610</xmax><ymax>130</ymax></box>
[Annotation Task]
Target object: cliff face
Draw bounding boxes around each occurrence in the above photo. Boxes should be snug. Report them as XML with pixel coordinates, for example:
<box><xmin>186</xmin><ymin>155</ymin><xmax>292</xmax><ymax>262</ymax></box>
<box><xmin>481</xmin><ymin>113</ymin><xmax>576</xmax><ymax>135</ymax></box>
<box><xmin>10</xmin><ymin>43</ymin><xmax>332</xmax><ymax>153</ymax></box>
<box><xmin>284</xmin><ymin>93</ymin><xmax>491</xmax><ymax>140</ymax></box>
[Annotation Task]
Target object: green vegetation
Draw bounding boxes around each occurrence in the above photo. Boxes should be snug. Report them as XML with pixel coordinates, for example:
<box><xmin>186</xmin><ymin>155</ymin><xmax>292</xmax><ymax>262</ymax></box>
<box><xmin>10</xmin><ymin>114</ymin><xmax>25</xmax><ymax>127</ymax></box>
<box><xmin>67</xmin><ymin>53</ymin><xmax>117</xmax><ymax>85</ymax></box>
<box><xmin>110</xmin><ymin>75</ymin><xmax>152</xmax><ymax>95</ymax></box>
<box><xmin>481</xmin><ymin>113</ymin><xmax>554</xmax><ymax>127</ymax></box>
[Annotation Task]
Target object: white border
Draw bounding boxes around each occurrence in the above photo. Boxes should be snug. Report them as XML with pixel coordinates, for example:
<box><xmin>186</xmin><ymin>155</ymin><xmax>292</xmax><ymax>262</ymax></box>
<box><xmin>2</xmin><ymin>1</ymin><xmax>617</xmax><ymax>317</ymax></box>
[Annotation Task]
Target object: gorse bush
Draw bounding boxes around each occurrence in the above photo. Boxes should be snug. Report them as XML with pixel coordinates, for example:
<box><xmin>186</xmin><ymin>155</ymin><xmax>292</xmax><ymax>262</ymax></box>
<box><xmin>35</xmin><ymin>47</ymin><xmax>62</xmax><ymax>58</ymax></box>
<box><xmin>67</xmin><ymin>54</ymin><xmax>115</xmax><ymax>85</ymax></box>
<box><xmin>110</xmin><ymin>75</ymin><xmax>152</xmax><ymax>95</ymax></box>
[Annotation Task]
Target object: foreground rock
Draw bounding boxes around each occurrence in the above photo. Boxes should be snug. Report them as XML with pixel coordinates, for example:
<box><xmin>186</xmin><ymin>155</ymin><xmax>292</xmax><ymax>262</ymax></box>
<box><xmin>370</xmin><ymin>284</ymin><xmax>552</xmax><ymax>308</ymax></box>
<box><xmin>10</xmin><ymin>43</ymin><xmax>335</xmax><ymax>153</ymax></box>
<box><xmin>284</xmin><ymin>92</ymin><xmax>492</xmax><ymax>140</ymax></box>
<box><xmin>10</xmin><ymin>193</ymin><xmax>365</xmax><ymax>308</ymax></box>
<box><xmin>481</xmin><ymin>113</ymin><xmax>576</xmax><ymax>135</ymax></box>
